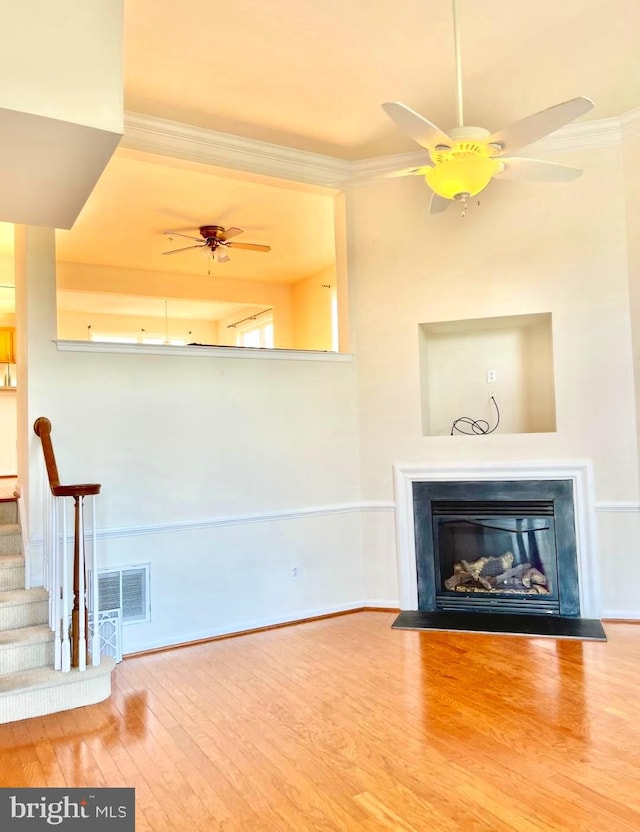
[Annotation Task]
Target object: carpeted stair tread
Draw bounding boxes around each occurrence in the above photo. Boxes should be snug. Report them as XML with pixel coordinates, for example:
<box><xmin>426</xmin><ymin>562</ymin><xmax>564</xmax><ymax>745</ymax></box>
<box><xmin>0</xmin><ymin>658</ymin><xmax>116</xmax><ymax>696</ymax></box>
<box><xmin>0</xmin><ymin>588</ymin><xmax>48</xmax><ymax>612</ymax></box>
<box><xmin>0</xmin><ymin>526</ymin><xmax>22</xmax><ymax>556</ymax></box>
<box><xmin>0</xmin><ymin>553</ymin><xmax>24</xmax><ymax>568</ymax></box>
<box><xmin>0</xmin><ymin>503</ymin><xmax>18</xmax><ymax>525</ymax></box>
<box><xmin>0</xmin><ymin>624</ymin><xmax>53</xmax><ymax>647</ymax></box>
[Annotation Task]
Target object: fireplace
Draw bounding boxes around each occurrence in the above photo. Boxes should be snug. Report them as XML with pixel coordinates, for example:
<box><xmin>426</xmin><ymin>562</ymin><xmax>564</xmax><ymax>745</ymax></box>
<box><xmin>393</xmin><ymin>462</ymin><xmax>602</xmax><ymax>622</ymax></box>
<box><xmin>414</xmin><ymin>480</ymin><xmax>580</xmax><ymax>617</ymax></box>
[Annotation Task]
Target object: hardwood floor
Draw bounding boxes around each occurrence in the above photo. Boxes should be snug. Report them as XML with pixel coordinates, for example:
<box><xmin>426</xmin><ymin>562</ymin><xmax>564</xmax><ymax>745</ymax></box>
<box><xmin>1</xmin><ymin>611</ymin><xmax>639</xmax><ymax>831</ymax></box>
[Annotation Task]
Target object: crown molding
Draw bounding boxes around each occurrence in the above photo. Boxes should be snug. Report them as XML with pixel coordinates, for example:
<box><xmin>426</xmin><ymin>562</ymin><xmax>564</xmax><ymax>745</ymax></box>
<box><xmin>122</xmin><ymin>112</ymin><xmax>350</xmax><ymax>187</ymax></box>
<box><xmin>525</xmin><ymin>113</ymin><xmax>622</xmax><ymax>155</ymax></box>
<box><xmin>123</xmin><ymin>108</ymin><xmax>640</xmax><ymax>188</ymax></box>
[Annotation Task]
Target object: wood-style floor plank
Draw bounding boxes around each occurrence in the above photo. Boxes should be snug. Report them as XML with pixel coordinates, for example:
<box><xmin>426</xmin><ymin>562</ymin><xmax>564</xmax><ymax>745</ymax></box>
<box><xmin>1</xmin><ymin>611</ymin><xmax>640</xmax><ymax>831</ymax></box>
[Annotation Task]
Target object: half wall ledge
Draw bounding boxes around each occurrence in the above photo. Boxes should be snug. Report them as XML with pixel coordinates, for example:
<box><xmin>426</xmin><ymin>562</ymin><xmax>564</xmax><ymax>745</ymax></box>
<box><xmin>54</xmin><ymin>340</ymin><xmax>353</xmax><ymax>362</ymax></box>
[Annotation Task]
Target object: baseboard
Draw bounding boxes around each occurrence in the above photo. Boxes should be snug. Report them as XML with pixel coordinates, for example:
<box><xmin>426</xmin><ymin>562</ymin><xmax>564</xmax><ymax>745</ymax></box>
<box><xmin>359</xmin><ymin>599</ymin><xmax>399</xmax><ymax>610</ymax></box>
<box><xmin>124</xmin><ymin>601</ymin><xmax>399</xmax><ymax>657</ymax></box>
<box><xmin>600</xmin><ymin>610</ymin><xmax>640</xmax><ymax>621</ymax></box>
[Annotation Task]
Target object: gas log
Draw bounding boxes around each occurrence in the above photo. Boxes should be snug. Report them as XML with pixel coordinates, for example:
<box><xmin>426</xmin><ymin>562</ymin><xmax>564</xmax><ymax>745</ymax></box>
<box><xmin>443</xmin><ymin>552</ymin><xmax>549</xmax><ymax>594</ymax></box>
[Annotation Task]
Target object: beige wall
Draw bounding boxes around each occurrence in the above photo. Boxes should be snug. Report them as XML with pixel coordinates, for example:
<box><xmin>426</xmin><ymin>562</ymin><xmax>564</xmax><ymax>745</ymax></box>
<box><xmin>57</xmin><ymin>261</ymin><xmax>292</xmax><ymax>308</ymax></box>
<box><xmin>56</xmin><ymin>261</ymin><xmax>295</xmax><ymax>347</ymax></box>
<box><xmin>291</xmin><ymin>267</ymin><xmax>335</xmax><ymax>351</ymax></box>
<box><xmin>346</xmin><ymin>141</ymin><xmax>640</xmax><ymax>612</ymax></box>
<box><xmin>0</xmin><ymin>391</ymin><xmax>16</xmax><ymax>474</ymax></box>
<box><xmin>58</xmin><ymin>309</ymin><xmax>219</xmax><ymax>345</ymax></box>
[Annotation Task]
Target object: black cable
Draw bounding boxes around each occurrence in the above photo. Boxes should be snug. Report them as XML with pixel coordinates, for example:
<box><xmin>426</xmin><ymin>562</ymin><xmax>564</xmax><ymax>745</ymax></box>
<box><xmin>450</xmin><ymin>395</ymin><xmax>500</xmax><ymax>436</ymax></box>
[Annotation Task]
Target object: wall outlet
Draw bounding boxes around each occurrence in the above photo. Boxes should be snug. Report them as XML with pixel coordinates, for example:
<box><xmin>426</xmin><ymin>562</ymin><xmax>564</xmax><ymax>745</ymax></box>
<box><xmin>290</xmin><ymin>564</ymin><xmax>302</xmax><ymax>581</ymax></box>
<box><xmin>487</xmin><ymin>369</ymin><xmax>497</xmax><ymax>383</ymax></box>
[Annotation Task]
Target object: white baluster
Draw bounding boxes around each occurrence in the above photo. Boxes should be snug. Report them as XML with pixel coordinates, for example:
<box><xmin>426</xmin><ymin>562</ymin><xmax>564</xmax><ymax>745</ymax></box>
<box><xmin>90</xmin><ymin>495</ymin><xmax>100</xmax><ymax>666</ymax></box>
<box><xmin>53</xmin><ymin>497</ymin><xmax>62</xmax><ymax>671</ymax></box>
<box><xmin>43</xmin><ymin>461</ymin><xmax>51</xmax><ymax>624</ymax></box>
<box><xmin>77</xmin><ymin>497</ymin><xmax>86</xmax><ymax>671</ymax></box>
<box><xmin>61</xmin><ymin>501</ymin><xmax>71</xmax><ymax>673</ymax></box>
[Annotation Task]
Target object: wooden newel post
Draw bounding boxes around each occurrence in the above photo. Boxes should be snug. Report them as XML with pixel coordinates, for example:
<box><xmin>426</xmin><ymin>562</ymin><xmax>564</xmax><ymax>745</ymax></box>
<box><xmin>34</xmin><ymin>418</ymin><xmax>101</xmax><ymax>670</ymax></box>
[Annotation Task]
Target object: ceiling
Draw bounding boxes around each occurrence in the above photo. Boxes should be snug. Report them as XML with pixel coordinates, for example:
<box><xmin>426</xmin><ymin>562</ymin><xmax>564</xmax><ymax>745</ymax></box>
<box><xmin>125</xmin><ymin>0</ymin><xmax>640</xmax><ymax>158</ymax></box>
<box><xmin>13</xmin><ymin>1</ymin><xmax>640</xmax><ymax>322</ymax></box>
<box><xmin>56</xmin><ymin>149</ymin><xmax>338</xmax><ymax>284</ymax></box>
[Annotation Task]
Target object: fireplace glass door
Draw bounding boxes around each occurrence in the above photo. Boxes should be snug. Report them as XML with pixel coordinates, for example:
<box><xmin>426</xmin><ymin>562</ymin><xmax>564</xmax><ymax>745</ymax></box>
<box><xmin>432</xmin><ymin>501</ymin><xmax>560</xmax><ymax>615</ymax></box>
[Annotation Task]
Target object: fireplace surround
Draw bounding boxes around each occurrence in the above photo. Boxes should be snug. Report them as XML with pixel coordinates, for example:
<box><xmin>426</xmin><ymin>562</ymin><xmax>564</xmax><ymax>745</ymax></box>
<box><xmin>414</xmin><ymin>479</ymin><xmax>579</xmax><ymax>616</ymax></box>
<box><xmin>394</xmin><ymin>461</ymin><xmax>601</xmax><ymax>620</ymax></box>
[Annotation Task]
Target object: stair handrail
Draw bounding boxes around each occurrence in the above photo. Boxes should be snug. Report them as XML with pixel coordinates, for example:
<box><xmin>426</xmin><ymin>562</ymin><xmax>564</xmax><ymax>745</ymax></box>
<box><xmin>33</xmin><ymin>417</ymin><xmax>101</xmax><ymax>672</ymax></box>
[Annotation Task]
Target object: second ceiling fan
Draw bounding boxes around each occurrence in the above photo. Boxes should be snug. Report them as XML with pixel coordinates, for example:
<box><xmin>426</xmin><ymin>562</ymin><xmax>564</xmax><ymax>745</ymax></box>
<box><xmin>381</xmin><ymin>0</ymin><xmax>594</xmax><ymax>213</ymax></box>
<box><xmin>163</xmin><ymin>225</ymin><xmax>271</xmax><ymax>262</ymax></box>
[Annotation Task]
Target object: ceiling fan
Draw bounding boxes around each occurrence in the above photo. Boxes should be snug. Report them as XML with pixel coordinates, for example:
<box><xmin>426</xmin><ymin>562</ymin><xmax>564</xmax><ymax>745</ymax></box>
<box><xmin>381</xmin><ymin>0</ymin><xmax>594</xmax><ymax>214</ymax></box>
<box><xmin>162</xmin><ymin>225</ymin><xmax>271</xmax><ymax>262</ymax></box>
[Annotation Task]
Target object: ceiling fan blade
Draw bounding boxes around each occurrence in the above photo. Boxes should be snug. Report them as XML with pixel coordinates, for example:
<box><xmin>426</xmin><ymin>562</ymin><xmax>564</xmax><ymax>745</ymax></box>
<box><xmin>163</xmin><ymin>231</ymin><xmax>204</xmax><ymax>242</ymax></box>
<box><xmin>162</xmin><ymin>244</ymin><xmax>208</xmax><ymax>255</ymax></box>
<box><xmin>429</xmin><ymin>192</ymin><xmax>451</xmax><ymax>214</ymax></box>
<box><xmin>496</xmin><ymin>157</ymin><xmax>583</xmax><ymax>182</ymax></box>
<box><xmin>340</xmin><ymin>164</ymin><xmax>432</xmax><ymax>187</ymax></box>
<box><xmin>227</xmin><ymin>242</ymin><xmax>271</xmax><ymax>252</ymax></box>
<box><xmin>382</xmin><ymin>165</ymin><xmax>433</xmax><ymax>178</ymax></box>
<box><xmin>382</xmin><ymin>102</ymin><xmax>453</xmax><ymax>152</ymax></box>
<box><xmin>219</xmin><ymin>227</ymin><xmax>243</xmax><ymax>241</ymax></box>
<box><xmin>487</xmin><ymin>97</ymin><xmax>595</xmax><ymax>155</ymax></box>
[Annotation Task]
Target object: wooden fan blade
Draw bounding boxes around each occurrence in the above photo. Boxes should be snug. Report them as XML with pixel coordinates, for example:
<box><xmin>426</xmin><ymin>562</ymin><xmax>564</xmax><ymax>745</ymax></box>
<box><xmin>219</xmin><ymin>227</ymin><xmax>243</xmax><ymax>241</ymax></box>
<box><xmin>382</xmin><ymin>102</ymin><xmax>453</xmax><ymax>153</ymax></box>
<box><xmin>487</xmin><ymin>97</ymin><xmax>595</xmax><ymax>156</ymax></box>
<box><xmin>163</xmin><ymin>231</ymin><xmax>204</xmax><ymax>241</ymax></box>
<box><xmin>162</xmin><ymin>244</ymin><xmax>208</xmax><ymax>255</ymax></box>
<box><xmin>496</xmin><ymin>157</ymin><xmax>583</xmax><ymax>182</ymax></box>
<box><xmin>226</xmin><ymin>242</ymin><xmax>271</xmax><ymax>252</ymax></box>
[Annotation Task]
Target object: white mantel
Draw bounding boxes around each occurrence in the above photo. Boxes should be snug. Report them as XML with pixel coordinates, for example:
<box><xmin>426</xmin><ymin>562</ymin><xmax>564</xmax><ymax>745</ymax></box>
<box><xmin>393</xmin><ymin>460</ymin><xmax>602</xmax><ymax>619</ymax></box>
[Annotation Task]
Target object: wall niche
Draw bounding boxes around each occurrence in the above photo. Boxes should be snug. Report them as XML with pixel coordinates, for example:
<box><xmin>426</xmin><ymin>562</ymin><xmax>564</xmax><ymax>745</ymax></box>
<box><xmin>418</xmin><ymin>312</ymin><xmax>556</xmax><ymax>437</ymax></box>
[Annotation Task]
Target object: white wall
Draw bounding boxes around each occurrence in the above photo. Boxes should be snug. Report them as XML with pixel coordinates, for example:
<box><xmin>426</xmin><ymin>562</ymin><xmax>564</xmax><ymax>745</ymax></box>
<box><xmin>18</xmin><ymin>228</ymin><xmax>365</xmax><ymax>653</ymax></box>
<box><xmin>419</xmin><ymin>314</ymin><xmax>556</xmax><ymax>435</ymax></box>
<box><xmin>0</xmin><ymin>1</ymin><xmax>122</xmax><ymax>131</ymax></box>
<box><xmin>623</xmin><ymin>130</ymin><xmax>640</xmax><ymax>493</ymax></box>
<box><xmin>15</xmin><ymin>133</ymin><xmax>640</xmax><ymax>643</ymax></box>
<box><xmin>346</xmin><ymin>141</ymin><xmax>640</xmax><ymax>615</ymax></box>
<box><xmin>0</xmin><ymin>3</ymin><xmax>123</xmax><ymax>229</ymax></box>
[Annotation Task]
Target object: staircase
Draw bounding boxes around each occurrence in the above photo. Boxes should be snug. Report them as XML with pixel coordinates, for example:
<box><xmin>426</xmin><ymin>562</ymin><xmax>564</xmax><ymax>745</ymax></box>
<box><xmin>0</xmin><ymin>496</ymin><xmax>114</xmax><ymax>724</ymax></box>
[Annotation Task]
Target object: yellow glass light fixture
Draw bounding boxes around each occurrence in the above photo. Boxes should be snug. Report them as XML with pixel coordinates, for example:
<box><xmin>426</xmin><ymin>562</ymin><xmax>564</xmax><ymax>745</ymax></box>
<box><xmin>425</xmin><ymin>140</ymin><xmax>503</xmax><ymax>201</ymax></box>
<box><xmin>0</xmin><ymin>327</ymin><xmax>16</xmax><ymax>387</ymax></box>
